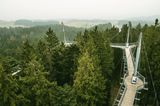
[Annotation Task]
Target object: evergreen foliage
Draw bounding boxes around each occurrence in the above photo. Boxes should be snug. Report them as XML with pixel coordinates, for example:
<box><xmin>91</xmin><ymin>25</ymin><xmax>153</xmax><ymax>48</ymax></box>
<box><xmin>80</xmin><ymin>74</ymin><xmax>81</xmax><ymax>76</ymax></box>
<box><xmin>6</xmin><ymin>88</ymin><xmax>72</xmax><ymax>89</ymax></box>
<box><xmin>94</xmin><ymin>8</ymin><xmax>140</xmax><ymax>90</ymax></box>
<box><xmin>74</xmin><ymin>51</ymin><xmax>106</xmax><ymax>106</ymax></box>
<box><xmin>0</xmin><ymin>21</ymin><xmax>160</xmax><ymax>105</ymax></box>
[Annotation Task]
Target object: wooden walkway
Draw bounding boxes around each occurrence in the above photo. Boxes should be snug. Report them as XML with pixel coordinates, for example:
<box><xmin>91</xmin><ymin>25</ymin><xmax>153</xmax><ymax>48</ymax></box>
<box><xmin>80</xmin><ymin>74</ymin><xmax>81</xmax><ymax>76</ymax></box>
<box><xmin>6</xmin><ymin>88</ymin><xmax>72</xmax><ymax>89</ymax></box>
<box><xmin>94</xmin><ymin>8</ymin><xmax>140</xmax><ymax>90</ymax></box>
<box><xmin>121</xmin><ymin>47</ymin><xmax>144</xmax><ymax>106</ymax></box>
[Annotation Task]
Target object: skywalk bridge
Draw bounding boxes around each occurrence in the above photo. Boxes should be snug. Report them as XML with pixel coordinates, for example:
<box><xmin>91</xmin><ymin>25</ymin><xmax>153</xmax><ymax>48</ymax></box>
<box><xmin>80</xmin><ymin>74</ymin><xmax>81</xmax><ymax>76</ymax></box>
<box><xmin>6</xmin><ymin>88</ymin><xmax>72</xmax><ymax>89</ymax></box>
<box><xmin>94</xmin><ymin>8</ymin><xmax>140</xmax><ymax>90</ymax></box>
<box><xmin>111</xmin><ymin>28</ymin><xmax>147</xmax><ymax>106</ymax></box>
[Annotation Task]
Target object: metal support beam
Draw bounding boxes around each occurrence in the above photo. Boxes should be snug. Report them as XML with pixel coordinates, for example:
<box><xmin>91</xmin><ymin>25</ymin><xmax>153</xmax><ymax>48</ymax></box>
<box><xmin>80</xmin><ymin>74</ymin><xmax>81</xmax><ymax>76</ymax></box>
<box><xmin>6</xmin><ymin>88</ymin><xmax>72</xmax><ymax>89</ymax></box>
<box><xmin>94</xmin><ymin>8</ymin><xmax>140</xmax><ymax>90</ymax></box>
<box><xmin>62</xmin><ymin>22</ymin><xmax>66</xmax><ymax>44</ymax></box>
<box><xmin>134</xmin><ymin>32</ymin><xmax>142</xmax><ymax>76</ymax></box>
<box><xmin>126</xmin><ymin>27</ymin><xmax>130</xmax><ymax>47</ymax></box>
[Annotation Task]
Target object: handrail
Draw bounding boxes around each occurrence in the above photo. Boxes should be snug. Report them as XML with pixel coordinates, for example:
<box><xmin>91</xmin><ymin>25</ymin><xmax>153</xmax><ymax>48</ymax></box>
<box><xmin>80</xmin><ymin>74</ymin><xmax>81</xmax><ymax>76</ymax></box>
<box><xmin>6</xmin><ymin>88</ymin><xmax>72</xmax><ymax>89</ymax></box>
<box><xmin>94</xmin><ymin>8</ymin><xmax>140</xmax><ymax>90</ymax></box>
<box><xmin>111</xmin><ymin>42</ymin><xmax>138</xmax><ymax>44</ymax></box>
<box><xmin>118</xmin><ymin>74</ymin><xmax>128</xmax><ymax>106</ymax></box>
<box><xmin>113</xmin><ymin>84</ymin><xmax>125</xmax><ymax>105</ymax></box>
<box><xmin>137</xmin><ymin>72</ymin><xmax>145</xmax><ymax>82</ymax></box>
<box><xmin>130</xmin><ymin>42</ymin><xmax>138</xmax><ymax>45</ymax></box>
<box><xmin>113</xmin><ymin>74</ymin><xmax>128</xmax><ymax>106</ymax></box>
<box><xmin>136</xmin><ymin>72</ymin><xmax>145</xmax><ymax>90</ymax></box>
<box><xmin>113</xmin><ymin>55</ymin><xmax>128</xmax><ymax>106</ymax></box>
<box><xmin>118</xmin><ymin>53</ymin><xmax>128</xmax><ymax>106</ymax></box>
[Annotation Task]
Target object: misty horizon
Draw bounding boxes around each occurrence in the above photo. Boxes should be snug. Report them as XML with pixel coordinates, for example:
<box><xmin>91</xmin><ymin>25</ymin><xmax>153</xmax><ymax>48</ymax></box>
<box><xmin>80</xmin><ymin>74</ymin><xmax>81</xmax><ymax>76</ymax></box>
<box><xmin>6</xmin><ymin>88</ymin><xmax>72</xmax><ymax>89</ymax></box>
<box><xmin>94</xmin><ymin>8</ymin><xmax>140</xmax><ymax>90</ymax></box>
<box><xmin>1</xmin><ymin>0</ymin><xmax>160</xmax><ymax>21</ymax></box>
<box><xmin>1</xmin><ymin>15</ymin><xmax>160</xmax><ymax>22</ymax></box>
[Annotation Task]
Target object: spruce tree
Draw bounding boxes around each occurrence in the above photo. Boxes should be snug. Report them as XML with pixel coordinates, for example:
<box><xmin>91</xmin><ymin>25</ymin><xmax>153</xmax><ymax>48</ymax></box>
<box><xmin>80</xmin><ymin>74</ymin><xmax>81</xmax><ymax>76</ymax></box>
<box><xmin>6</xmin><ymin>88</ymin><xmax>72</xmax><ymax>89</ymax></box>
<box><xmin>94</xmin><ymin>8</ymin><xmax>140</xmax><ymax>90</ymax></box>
<box><xmin>155</xmin><ymin>18</ymin><xmax>159</xmax><ymax>26</ymax></box>
<box><xmin>73</xmin><ymin>51</ymin><xmax>106</xmax><ymax>106</ymax></box>
<box><xmin>0</xmin><ymin>62</ymin><xmax>19</xmax><ymax>106</ymax></box>
<box><xmin>18</xmin><ymin>55</ymin><xmax>53</xmax><ymax>106</ymax></box>
<box><xmin>21</xmin><ymin>40</ymin><xmax>35</xmax><ymax>67</ymax></box>
<box><xmin>45</xmin><ymin>27</ymin><xmax>59</xmax><ymax>48</ymax></box>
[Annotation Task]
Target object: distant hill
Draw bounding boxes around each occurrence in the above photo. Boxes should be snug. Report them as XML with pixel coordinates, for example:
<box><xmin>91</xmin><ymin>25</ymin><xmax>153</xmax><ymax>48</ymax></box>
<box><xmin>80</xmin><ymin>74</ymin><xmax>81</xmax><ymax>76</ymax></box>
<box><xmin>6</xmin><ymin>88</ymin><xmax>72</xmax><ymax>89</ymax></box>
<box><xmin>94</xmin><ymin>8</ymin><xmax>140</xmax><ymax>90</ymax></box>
<box><xmin>0</xmin><ymin>24</ymin><xmax>84</xmax><ymax>42</ymax></box>
<box><xmin>63</xmin><ymin>19</ymin><xmax>110</xmax><ymax>28</ymax></box>
<box><xmin>0</xmin><ymin>19</ymin><xmax>59</xmax><ymax>27</ymax></box>
<box><xmin>62</xmin><ymin>19</ymin><xmax>156</xmax><ymax>29</ymax></box>
<box><xmin>127</xmin><ymin>15</ymin><xmax>160</xmax><ymax>21</ymax></box>
<box><xmin>15</xmin><ymin>19</ymin><xmax>59</xmax><ymax>26</ymax></box>
<box><xmin>0</xmin><ymin>20</ymin><xmax>14</xmax><ymax>27</ymax></box>
<box><xmin>0</xmin><ymin>16</ymin><xmax>159</xmax><ymax>28</ymax></box>
<box><xmin>90</xmin><ymin>23</ymin><xmax>112</xmax><ymax>31</ymax></box>
<box><xmin>114</xmin><ymin>20</ymin><xmax>154</xmax><ymax>28</ymax></box>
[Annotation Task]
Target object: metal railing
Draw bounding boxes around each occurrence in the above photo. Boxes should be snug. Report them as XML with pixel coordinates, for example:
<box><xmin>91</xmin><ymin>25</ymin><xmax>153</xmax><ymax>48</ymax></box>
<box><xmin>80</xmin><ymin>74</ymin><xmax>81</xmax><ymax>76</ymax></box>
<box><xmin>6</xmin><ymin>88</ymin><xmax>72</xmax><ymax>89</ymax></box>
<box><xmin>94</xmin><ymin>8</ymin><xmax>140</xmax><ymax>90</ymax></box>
<box><xmin>136</xmin><ymin>72</ymin><xmax>145</xmax><ymax>90</ymax></box>
<box><xmin>118</xmin><ymin>74</ymin><xmax>128</xmax><ymax>106</ymax></box>
<box><xmin>111</xmin><ymin>42</ymin><xmax>138</xmax><ymax>45</ymax></box>
<box><xmin>113</xmin><ymin>53</ymin><xmax>128</xmax><ymax>106</ymax></box>
<box><xmin>113</xmin><ymin>77</ymin><xmax>127</xmax><ymax>106</ymax></box>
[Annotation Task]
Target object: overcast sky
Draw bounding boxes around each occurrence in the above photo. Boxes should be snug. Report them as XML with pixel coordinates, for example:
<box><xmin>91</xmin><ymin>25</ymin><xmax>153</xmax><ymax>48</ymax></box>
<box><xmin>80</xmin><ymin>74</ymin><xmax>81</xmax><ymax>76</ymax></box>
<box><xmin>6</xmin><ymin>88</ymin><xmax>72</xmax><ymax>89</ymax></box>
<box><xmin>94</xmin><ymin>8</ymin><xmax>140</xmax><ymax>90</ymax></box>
<box><xmin>0</xmin><ymin>0</ymin><xmax>160</xmax><ymax>20</ymax></box>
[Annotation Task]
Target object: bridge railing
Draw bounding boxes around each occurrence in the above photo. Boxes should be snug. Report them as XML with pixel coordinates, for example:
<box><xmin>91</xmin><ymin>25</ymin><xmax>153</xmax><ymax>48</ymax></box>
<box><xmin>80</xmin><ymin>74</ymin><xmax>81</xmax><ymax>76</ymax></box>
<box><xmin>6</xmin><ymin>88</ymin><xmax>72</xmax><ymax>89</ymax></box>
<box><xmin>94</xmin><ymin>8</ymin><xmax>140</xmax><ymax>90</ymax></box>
<box><xmin>118</xmin><ymin>74</ymin><xmax>128</xmax><ymax>106</ymax></box>
<box><xmin>111</xmin><ymin>42</ymin><xmax>138</xmax><ymax>46</ymax></box>
<box><xmin>113</xmin><ymin>53</ymin><xmax>128</xmax><ymax>106</ymax></box>
<box><xmin>137</xmin><ymin>72</ymin><xmax>145</xmax><ymax>90</ymax></box>
<box><xmin>130</xmin><ymin>42</ymin><xmax>138</xmax><ymax>46</ymax></box>
<box><xmin>113</xmin><ymin>75</ymin><xmax>128</xmax><ymax>106</ymax></box>
<box><xmin>113</xmin><ymin>83</ymin><xmax>125</xmax><ymax>106</ymax></box>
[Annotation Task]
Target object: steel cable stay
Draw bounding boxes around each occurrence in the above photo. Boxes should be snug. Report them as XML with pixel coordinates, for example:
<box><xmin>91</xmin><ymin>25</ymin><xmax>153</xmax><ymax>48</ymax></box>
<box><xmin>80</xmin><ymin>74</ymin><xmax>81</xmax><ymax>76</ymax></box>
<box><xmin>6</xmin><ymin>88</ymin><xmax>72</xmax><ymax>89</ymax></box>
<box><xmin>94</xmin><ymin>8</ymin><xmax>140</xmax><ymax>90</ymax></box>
<box><xmin>110</xmin><ymin>33</ymin><xmax>120</xmax><ymax>41</ymax></box>
<box><xmin>142</xmin><ymin>40</ymin><xmax>159</xmax><ymax>106</ymax></box>
<box><xmin>140</xmin><ymin>43</ymin><xmax>148</xmax><ymax>101</ymax></box>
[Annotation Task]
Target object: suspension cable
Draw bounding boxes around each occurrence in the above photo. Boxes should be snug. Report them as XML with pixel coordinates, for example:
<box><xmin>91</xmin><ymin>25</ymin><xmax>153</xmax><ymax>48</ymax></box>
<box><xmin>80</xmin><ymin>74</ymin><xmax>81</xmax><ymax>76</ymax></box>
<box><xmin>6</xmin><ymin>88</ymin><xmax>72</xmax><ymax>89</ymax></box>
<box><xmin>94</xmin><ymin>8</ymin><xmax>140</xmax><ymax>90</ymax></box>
<box><xmin>111</xmin><ymin>33</ymin><xmax>119</xmax><ymax>41</ymax></box>
<box><xmin>142</xmin><ymin>40</ymin><xmax>159</xmax><ymax>106</ymax></box>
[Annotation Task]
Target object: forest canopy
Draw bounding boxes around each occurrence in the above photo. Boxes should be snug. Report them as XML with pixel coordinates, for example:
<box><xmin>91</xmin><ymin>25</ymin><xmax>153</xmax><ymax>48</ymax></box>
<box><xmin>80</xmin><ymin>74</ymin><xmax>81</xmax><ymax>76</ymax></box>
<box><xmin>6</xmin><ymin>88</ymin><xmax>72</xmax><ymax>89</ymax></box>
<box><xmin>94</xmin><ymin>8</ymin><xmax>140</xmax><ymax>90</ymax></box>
<box><xmin>0</xmin><ymin>20</ymin><xmax>160</xmax><ymax>106</ymax></box>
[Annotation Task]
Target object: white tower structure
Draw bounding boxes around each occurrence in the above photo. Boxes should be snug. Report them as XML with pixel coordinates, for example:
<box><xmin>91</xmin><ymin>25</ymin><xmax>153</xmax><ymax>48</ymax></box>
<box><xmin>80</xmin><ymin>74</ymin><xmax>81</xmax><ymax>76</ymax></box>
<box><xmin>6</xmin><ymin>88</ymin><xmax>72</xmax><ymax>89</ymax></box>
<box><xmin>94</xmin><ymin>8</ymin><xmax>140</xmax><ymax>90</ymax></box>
<box><xmin>61</xmin><ymin>22</ymin><xmax>66</xmax><ymax>44</ymax></box>
<box><xmin>61</xmin><ymin>22</ymin><xmax>73</xmax><ymax>46</ymax></box>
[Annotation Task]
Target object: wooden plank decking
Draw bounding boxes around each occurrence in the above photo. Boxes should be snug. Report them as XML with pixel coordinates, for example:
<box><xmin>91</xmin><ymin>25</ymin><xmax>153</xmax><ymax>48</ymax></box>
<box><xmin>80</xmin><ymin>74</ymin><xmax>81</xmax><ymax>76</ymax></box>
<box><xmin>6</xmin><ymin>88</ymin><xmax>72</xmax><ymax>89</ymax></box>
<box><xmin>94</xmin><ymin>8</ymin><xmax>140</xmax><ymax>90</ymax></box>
<box><xmin>120</xmin><ymin>47</ymin><xmax>144</xmax><ymax>106</ymax></box>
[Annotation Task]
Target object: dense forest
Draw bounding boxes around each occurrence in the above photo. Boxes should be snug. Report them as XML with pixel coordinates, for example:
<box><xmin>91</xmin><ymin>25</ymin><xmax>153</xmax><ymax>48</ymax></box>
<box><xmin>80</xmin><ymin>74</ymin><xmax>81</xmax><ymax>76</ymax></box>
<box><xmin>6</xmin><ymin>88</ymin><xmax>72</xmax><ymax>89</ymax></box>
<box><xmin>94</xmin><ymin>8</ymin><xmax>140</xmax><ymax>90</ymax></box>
<box><xmin>0</xmin><ymin>20</ymin><xmax>160</xmax><ymax>106</ymax></box>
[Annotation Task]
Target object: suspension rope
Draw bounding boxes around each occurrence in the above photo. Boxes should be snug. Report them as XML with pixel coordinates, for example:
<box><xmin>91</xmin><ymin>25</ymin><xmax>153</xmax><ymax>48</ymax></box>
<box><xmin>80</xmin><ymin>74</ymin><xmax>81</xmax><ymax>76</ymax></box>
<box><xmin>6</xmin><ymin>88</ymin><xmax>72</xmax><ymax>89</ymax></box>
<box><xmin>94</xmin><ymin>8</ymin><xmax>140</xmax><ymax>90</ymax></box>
<box><xmin>111</xmin><ymin>33</ymin><xmax>119</xmax><ymax>41</ymax></box>
<box><xmin>142</xmin><ymin>40</ymin><xmax>159</xmax><ymax>106</ymax></box>
<box><xmin>114</xmin><ymin>51</ymin><xmax>123</xmax><ymax>81</ymax></box>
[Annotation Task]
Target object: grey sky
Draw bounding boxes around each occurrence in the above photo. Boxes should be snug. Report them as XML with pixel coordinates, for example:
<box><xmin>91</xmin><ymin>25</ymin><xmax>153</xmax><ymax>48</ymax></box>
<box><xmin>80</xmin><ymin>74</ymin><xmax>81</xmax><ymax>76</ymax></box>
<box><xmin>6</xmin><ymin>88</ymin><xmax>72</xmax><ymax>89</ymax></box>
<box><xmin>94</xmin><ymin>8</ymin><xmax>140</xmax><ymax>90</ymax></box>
<box><xmin>0</xmin><ymin>0</ymin><xmax>160</xmax><ymax>20</ymax></box>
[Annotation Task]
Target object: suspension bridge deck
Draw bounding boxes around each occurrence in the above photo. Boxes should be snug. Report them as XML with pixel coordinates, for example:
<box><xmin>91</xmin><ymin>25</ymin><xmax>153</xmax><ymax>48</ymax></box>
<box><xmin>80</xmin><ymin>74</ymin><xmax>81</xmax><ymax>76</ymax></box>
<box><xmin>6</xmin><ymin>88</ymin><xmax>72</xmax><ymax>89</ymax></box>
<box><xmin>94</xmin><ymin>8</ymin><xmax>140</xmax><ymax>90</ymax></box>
<box><xmin>120</xmin><ymin>47</ymin><xmax>144</xmax><ymax>106</ymax></box>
